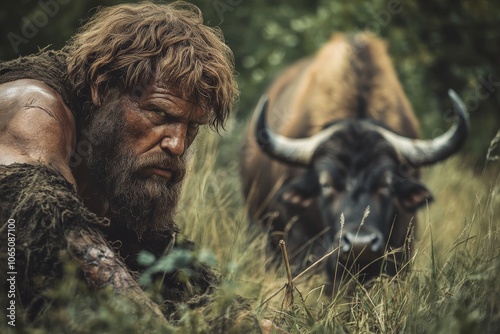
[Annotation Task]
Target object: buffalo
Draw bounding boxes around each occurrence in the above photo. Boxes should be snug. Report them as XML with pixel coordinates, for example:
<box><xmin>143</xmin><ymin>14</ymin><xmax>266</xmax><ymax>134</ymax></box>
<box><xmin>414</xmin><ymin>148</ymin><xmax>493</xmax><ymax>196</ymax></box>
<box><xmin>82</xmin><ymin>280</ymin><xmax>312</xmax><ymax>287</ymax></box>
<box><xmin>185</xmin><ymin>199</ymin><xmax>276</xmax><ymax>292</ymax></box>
<box><xmin>239</xmin><ymin>33</ymin><xmax>469</xmax><ymax>286</ymax></box>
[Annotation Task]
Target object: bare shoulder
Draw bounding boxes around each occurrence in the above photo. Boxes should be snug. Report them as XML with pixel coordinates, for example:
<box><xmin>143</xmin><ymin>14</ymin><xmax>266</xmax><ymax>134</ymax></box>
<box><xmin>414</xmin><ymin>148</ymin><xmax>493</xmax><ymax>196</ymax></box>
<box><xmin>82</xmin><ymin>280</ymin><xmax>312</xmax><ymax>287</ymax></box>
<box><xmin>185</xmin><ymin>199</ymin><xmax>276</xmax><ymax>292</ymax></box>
<box><xmin>0</xmin><ymin>79</ymin><xmax>76</xmax><ymax>185</ymax></box>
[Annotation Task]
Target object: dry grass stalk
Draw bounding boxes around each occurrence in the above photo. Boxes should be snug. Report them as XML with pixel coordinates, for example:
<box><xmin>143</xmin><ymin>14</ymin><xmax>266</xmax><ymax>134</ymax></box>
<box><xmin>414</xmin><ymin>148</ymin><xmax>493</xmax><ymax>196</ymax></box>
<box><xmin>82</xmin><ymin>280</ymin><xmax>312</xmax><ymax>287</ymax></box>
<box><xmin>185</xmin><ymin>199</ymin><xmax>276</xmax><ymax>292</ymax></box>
<box><xmin>280</xmin><ymin>240</ymin><xmax>295</xmax><ymax>308</ymax></box>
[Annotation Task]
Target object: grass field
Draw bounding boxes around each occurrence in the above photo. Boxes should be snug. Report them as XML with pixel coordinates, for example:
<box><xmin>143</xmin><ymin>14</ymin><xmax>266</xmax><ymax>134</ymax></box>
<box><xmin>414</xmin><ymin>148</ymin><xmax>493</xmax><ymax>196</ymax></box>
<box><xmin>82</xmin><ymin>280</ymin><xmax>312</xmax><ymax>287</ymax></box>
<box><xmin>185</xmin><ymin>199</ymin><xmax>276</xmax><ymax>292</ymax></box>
<box><xmin>2</xmin><ymin>125</ymin><xmax>499</xmax><ymax>334</ymax></box>
<box><xmin>175</xmin><ymin>126</ymin><xmax>500</xmax><ymax>333</ymax></box>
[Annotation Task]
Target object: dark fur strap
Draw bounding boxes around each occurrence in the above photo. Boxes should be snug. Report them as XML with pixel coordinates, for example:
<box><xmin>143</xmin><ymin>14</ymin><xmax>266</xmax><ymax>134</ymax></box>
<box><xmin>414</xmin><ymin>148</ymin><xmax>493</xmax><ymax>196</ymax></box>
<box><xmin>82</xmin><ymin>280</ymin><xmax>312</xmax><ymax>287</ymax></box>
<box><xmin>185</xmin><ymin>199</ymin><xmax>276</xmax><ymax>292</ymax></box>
<box><xmin>0</xmin><ymin>163</ymin><xmax>110</xmax><ymax>319</ymax></box>
<box><xmin>0</xmin><ymin>49</ymin><xmax>78</xmax><ymax>113</ymax></box>
<box><xmin>0</xmin><ymin>164</ymin><xmax>218</xmax><ymax>323</ymax></box>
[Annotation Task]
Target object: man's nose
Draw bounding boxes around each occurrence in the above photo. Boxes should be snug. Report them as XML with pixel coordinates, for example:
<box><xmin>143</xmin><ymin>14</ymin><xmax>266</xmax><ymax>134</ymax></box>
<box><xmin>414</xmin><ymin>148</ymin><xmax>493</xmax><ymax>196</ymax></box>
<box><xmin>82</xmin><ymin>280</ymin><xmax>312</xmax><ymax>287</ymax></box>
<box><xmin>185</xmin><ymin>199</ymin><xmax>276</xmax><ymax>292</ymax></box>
<box><xmin>160</xmin><ymin>123</ymin><xmax>187</xmax><ymax>156</ymax></box>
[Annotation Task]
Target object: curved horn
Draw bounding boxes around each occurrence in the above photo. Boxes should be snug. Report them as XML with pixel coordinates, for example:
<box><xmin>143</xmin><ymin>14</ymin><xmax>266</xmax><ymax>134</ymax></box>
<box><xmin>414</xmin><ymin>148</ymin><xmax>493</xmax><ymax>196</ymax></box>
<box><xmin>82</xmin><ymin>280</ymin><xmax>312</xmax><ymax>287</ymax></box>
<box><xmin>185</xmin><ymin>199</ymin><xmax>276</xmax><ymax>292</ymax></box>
<box><xmin>254</xmin><ymin>95</ymin><xmax>344</xmax><ymax>166</ymax></box>
<box><xmin>372</xmin><ymin>89</ymin><xmax>470</xmax><ymax>167</ymax></box>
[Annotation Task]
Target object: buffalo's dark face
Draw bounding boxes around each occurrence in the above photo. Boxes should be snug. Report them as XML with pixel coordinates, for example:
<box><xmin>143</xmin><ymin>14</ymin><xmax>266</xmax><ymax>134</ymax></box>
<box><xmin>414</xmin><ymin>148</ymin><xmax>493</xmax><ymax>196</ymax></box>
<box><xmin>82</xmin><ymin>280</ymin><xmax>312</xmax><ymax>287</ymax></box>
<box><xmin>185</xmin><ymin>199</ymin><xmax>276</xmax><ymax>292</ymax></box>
<box><xmin>252</xmin><ymin>92</ymin><xmax>468</xmax><ymax>284</ymax></box>
<box><xmin>275</xmin><ymin>125</ymin><xmax>434</xmax><ymax>281</ymax></box>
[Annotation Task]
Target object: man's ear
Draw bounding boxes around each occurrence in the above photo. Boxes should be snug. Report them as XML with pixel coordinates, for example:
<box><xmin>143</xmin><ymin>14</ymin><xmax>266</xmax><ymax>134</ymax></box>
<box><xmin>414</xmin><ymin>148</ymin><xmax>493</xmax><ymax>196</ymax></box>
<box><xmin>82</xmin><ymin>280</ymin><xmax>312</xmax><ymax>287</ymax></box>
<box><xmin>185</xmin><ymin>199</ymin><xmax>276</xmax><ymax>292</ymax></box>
<box><xmin>395</xmin><ymin>180</ymin><xmax>434</xmax><ymax>211</ymax></box>
<box><xmin>90</xmin><ymin>84</ymin><xmax>101</xmax><ymax>107</ymax></box>
<box><xmin>277</xmin><ymin>170</ymin><xmax>320</xmax><ymax>209</ymax></box>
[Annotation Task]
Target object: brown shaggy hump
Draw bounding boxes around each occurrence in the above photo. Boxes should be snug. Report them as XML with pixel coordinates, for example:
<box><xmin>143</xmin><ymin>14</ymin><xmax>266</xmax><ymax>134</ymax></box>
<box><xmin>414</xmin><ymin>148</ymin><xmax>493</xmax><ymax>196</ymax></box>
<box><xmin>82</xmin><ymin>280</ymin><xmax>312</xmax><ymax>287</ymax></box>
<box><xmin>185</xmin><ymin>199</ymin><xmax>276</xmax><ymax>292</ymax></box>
<box><xmin>266</xmin><ymin>33</ymin><xmax>420</xmax><ymax>139</ymax></box>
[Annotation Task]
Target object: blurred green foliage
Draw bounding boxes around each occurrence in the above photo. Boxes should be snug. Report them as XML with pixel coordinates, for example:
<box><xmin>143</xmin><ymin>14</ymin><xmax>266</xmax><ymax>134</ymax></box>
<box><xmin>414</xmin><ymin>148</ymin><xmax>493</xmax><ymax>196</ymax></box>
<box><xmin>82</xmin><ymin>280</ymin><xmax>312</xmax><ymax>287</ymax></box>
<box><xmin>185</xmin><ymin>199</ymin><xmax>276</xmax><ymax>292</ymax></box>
<box><xmin>0</xmin><ymin>0</ymin><xmax>498</xmax><ymax>160</ymax></box>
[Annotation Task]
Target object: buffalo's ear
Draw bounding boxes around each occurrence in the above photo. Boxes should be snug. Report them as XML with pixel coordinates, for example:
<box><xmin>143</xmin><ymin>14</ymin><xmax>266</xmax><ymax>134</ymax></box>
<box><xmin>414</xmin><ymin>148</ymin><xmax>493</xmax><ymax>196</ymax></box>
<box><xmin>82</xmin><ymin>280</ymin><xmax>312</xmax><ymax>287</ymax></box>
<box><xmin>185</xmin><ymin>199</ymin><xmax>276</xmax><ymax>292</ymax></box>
<box><xmin>277</xmin><ymin>170</ymin><xmax>320</xmax><ymax>209</ymax></box>
<box><xmin>395</xmin><ymin>180</ymin><xmax>434</xmax><ymax>211</ymax></box>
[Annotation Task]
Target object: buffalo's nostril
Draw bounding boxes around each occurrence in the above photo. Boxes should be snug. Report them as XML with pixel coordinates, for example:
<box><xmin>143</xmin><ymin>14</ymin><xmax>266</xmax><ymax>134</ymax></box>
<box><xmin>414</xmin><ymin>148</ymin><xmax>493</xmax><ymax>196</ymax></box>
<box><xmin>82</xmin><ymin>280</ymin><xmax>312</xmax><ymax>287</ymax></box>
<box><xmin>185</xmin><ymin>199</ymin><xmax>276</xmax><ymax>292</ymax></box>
<box><xmin>370</xmin><ymin>233</ymin><xmax>384</xmax><ymax>253</ymax></box>
<box><xmin>341</xmin><ymin>234</ymin><xmax>352</xmax><ymax>253</ymax></box>
<box><xmin>339</xmin><ymin>230</ymin><xmax>384</xmax><ymax>256</ymax></box>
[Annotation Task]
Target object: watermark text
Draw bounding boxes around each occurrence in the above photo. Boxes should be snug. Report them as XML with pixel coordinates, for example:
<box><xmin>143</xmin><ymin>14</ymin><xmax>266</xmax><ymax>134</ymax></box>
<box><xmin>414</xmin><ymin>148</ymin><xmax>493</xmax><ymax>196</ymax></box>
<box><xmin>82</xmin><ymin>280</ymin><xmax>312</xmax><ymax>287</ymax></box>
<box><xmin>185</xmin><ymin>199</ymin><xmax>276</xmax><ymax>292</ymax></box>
<box><xmin>6</xmin><ymin>218</ymin><xmax>17</xmax><ymax>327</ymax></box>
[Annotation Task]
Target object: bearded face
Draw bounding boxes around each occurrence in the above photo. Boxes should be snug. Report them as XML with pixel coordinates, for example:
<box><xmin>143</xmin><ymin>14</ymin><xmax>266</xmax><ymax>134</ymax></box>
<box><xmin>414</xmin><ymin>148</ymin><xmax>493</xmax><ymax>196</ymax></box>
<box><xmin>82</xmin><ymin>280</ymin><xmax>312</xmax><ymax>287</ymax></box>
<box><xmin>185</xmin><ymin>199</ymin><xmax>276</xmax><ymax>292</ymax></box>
<box><xmin>83</xmin><ymin>89</ymin><xmax>196</xmax><ymax>238</ymax></box>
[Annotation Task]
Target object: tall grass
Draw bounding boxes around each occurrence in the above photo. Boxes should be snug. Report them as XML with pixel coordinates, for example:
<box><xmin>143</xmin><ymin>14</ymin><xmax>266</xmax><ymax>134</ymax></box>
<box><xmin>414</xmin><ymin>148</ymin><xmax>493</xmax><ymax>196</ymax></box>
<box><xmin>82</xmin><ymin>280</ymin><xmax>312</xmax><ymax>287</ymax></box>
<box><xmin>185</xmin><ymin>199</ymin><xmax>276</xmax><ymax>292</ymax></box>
<box><xmin>177</xmin><ymin>128</ymin><xmax>500</xmax><ymax>333</ymax></box>
<box><xmin>2</xmin><ymin>128</ymin><xmax>498</xmax><ymax>333</ymax></box>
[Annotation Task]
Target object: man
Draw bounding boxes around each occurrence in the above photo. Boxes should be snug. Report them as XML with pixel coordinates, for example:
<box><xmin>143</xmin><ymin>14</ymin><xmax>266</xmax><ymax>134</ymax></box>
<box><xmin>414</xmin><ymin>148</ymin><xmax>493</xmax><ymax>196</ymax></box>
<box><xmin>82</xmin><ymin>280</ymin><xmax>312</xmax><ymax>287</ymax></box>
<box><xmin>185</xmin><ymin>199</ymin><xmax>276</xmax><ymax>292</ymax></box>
<box><xmin>0</xmin><ymin>2</ymin><xmax>272</xmax><ymax>332</ymax></box>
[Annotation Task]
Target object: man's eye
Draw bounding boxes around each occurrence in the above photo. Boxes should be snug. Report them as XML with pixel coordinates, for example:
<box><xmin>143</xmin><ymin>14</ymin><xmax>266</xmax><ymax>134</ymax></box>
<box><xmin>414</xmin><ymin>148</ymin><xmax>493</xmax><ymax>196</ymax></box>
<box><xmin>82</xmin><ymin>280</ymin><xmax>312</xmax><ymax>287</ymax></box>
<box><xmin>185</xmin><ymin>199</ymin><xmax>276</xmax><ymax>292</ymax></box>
<box><xmin>152</xmin><ymin>109</ymin><xmax>167</xmax><ymax>117</ymax></box>
<box><xmin>188</xmin><ymin>122</ymin><xmax>200</xmax><ymax>130</ymax></box>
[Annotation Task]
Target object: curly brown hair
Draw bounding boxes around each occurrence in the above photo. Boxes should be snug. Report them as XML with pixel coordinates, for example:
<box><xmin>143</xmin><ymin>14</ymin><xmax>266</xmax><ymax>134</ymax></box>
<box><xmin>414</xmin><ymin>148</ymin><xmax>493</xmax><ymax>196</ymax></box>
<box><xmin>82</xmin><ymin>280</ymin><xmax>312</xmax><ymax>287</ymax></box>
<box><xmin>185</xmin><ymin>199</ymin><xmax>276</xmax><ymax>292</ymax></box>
<box><xmin>65</xmin><ymin>1</ymin><xmax>238</xmax><ymax>131</ymax></box>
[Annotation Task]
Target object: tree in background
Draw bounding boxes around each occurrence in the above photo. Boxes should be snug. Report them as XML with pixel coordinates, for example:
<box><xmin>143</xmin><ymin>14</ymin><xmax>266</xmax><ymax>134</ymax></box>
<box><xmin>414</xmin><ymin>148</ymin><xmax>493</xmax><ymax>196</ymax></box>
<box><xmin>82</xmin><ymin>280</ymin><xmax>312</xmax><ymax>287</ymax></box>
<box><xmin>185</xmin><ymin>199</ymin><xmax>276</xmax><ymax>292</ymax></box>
<box><xmin>1</xmin><ymin>0</ymin><xmax>498</xmax><ymax>161</ymax></box>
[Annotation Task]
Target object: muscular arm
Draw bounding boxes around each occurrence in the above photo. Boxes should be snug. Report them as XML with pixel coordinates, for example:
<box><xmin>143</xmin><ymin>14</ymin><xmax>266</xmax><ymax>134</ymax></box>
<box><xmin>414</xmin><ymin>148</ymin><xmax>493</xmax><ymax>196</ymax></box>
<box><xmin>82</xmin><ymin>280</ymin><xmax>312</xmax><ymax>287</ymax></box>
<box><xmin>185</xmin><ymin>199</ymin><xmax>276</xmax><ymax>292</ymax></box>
<box><xmin>0</xmin><ymin>79</ymin><xmax>167</xmax><ymax>323</ymax></box>
<box><xmin>0</xmin><ymin>79</ymin><xmax>76</xmax><ymax>185</ymax></box>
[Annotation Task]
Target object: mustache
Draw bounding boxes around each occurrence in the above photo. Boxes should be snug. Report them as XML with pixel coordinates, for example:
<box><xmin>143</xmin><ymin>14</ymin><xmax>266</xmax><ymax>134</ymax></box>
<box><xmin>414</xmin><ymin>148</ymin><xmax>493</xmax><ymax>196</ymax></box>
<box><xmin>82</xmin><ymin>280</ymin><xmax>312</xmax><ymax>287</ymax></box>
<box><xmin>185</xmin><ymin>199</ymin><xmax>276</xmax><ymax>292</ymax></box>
<box><xmin>132</xmin><ymin>152</ymin><xmax>187</xmax><ymax>183</ymax></box>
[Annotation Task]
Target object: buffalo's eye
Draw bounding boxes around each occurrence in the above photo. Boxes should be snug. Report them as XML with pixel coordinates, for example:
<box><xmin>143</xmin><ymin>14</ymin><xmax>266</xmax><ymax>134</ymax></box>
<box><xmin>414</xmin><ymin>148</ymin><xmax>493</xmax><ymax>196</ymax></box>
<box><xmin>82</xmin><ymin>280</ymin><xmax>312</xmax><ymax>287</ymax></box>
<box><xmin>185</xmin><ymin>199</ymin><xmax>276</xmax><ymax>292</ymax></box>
<box><xmin>320</xmin><ymin>182</ymin><xmax>336</xmax><ymax>197</ymax></box>
<box><xmin>376</xmin><ymin>172</ymin><xmax>393</xmax><ymax>194</ymax></box>
<box><xmin>319</xmin><ymin>171</ymin><xmax>336</xmax><ymax>196</ymax></box>
<box><xmin>318</xmin><ymin>167</ymin><xmax>347</xmax><ymax>195</ymax></box>
<box><xmin>321</xmin><ymin>182</ymin><xmax>332</xmax><ymax>191</ymax></box>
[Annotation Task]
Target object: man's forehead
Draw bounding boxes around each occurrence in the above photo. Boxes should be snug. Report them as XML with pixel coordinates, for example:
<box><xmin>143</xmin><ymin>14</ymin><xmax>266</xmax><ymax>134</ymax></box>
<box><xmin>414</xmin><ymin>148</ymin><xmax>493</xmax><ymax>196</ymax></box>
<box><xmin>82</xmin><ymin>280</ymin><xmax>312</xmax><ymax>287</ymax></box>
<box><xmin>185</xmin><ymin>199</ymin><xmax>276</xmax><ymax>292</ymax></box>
<box><xmin>142</xmin><ymin>79</ymin><xmax>189</xmax><ymax>102</ymax></box>
<box><xmin>139</xmin><ymin>79</ymin><xmax>211</xmax><ymax>121</ymax></box>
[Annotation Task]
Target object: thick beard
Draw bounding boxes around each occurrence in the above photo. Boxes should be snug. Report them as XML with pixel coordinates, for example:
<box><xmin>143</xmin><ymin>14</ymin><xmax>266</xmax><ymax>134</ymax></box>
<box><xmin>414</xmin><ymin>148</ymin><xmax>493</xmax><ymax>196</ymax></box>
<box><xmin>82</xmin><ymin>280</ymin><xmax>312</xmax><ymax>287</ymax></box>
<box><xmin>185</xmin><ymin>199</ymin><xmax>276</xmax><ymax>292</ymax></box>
<box><xmin>83</xmin><ymin>94</ymin><xmax>187</xmax><ymax>239</ymax></box>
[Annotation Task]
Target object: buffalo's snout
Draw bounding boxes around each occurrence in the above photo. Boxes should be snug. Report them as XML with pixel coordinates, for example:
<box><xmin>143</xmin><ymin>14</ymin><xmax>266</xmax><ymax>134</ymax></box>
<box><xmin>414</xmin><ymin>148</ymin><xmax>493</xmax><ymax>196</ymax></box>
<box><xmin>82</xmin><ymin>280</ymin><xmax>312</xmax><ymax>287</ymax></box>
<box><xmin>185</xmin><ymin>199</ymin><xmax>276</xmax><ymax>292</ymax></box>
<box><xmin>335</xmin><ymin>226</ymin><xmax>385</xmax><ymax>262</ymax></box>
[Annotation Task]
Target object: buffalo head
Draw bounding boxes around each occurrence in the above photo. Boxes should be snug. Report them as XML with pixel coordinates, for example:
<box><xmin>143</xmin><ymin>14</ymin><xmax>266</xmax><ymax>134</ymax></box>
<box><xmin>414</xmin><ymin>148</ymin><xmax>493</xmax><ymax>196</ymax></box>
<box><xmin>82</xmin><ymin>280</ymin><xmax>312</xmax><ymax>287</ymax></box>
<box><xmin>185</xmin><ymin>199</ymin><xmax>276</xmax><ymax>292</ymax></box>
<box><xmin>253</xmin><ymin>90</ymin><xmax>469</xmax><ymax>283</ymax></box>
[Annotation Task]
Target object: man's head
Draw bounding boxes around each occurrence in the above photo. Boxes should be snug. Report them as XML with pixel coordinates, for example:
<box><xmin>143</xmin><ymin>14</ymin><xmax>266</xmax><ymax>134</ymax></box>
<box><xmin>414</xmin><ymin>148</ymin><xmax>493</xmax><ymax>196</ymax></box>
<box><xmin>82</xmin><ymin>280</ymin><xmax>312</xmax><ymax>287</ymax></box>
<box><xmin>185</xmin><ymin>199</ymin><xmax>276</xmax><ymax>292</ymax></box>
<box><xmin>66</xmin><ymin>2</ymin><xmax>237</xmax><ymax>237</ymax></box>
<box><xmin>66</xmin><ymin>1</ymin><xmax>237</xmax><ymax>129</ymax></box>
